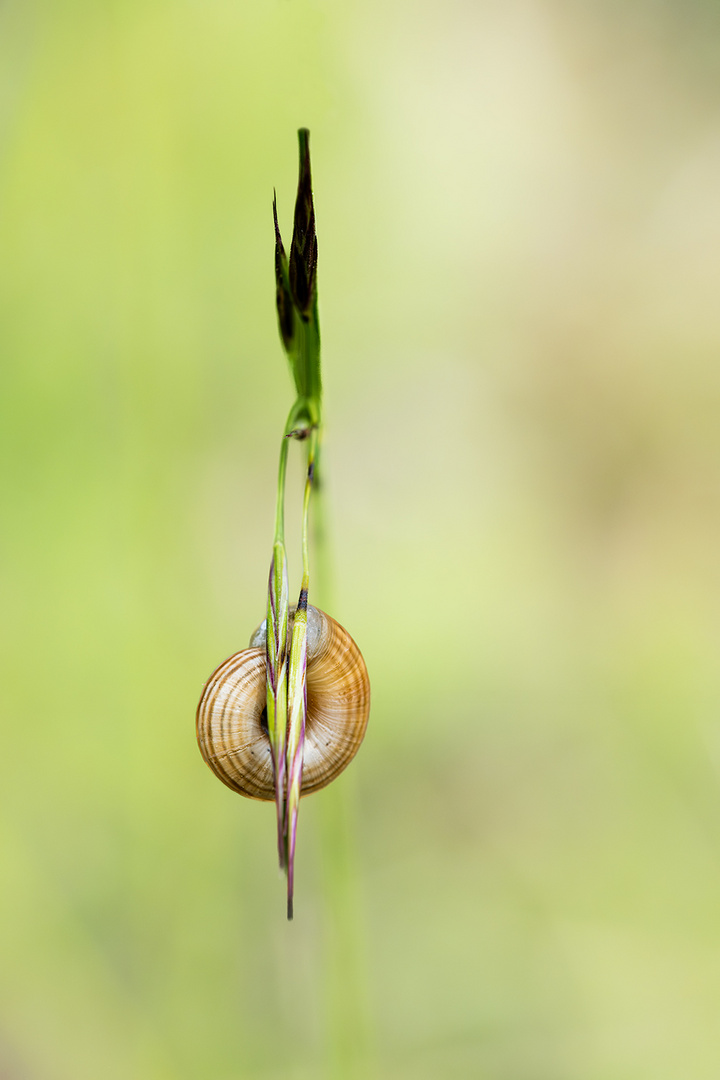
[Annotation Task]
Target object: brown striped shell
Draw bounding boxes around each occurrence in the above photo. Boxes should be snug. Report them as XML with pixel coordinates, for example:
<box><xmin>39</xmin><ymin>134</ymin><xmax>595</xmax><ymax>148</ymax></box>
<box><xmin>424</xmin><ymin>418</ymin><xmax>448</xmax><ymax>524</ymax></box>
<box><xmin>196</xmin><ymin>606</ymin><xmax>370</xmax><ymax>800</ymax></box>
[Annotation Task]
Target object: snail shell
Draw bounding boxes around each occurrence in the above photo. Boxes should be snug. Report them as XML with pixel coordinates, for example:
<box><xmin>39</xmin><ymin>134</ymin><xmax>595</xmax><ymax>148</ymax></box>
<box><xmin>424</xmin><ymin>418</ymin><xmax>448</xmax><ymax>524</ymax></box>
<box><xmin>196</xmin><ymin>605</ymin><xmax>370</xmax><ymax>800</ymax></box>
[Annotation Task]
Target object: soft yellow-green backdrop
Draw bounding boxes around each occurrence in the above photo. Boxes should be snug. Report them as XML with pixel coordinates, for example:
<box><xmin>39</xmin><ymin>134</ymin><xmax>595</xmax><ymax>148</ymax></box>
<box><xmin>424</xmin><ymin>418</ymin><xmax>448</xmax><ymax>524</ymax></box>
<box><xmin>2</xmin><ymin>1</ymin><xmax>720</xmax><ymax>1077</ymax></box>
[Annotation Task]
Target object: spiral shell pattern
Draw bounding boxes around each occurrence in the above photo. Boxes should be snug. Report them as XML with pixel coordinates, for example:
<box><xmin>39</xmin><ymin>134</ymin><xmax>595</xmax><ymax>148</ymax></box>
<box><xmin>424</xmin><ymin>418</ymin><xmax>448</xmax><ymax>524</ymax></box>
<box><xmin>196</xmin><ymin>606</ymin><xmax>370</xmax><ymax>800</ymax></box>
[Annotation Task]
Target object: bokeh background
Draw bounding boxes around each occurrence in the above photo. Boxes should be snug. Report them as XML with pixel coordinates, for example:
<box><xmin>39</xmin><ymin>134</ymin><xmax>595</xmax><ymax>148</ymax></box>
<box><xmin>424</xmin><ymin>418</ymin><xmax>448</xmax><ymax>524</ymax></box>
<box><xmin>2</xmin><ymin>1</ymin><xmax>720</xmax><ymax>1077</ymax></box>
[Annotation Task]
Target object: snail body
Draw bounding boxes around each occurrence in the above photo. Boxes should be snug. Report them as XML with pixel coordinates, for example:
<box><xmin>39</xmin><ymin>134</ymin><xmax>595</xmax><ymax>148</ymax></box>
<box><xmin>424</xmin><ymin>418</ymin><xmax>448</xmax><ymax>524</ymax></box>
<box><xmin>196</xmin><ymin>605</ymin><xmax>370</xmax><ymax>800</ymax></box>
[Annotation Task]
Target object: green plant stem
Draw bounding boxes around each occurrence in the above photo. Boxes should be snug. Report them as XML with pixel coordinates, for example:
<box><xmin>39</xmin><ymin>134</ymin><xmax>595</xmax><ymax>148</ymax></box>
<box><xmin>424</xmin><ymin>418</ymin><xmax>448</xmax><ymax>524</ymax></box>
<box><xmin>319</xmin><ymin>778</ymin><xmax>371</xmax><ymax>1079</ymax></box>
<box><xmin>273</xmin><ymin>435</ymin><xmax>289</xmax><ymax>546</ymax></box>
<box><xmin>301</xmin><ymin>429</ymin><xmax>318</xmax><ymax>576</ymax></box>
<box><xmin>306</xmin><ymin>441</ymin><xmax>370</xmax><ymax>1074</ymax></box>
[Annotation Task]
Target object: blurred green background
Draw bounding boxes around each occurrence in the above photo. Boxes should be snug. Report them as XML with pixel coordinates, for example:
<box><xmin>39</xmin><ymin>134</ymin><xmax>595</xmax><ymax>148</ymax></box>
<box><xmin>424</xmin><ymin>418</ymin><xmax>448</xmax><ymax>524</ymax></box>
<box><xmin>2</xmin><ymin>1</ymin><xmax>720</xmax><ymax>1077</ymax></box>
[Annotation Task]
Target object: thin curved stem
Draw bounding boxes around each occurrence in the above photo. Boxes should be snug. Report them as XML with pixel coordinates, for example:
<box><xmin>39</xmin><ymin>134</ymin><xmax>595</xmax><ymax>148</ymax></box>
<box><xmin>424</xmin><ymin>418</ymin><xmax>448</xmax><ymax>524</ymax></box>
<box><xmin>285</xmin><ymin>426</ymin><xmax>318</xmax><ymax>917</ymax></box>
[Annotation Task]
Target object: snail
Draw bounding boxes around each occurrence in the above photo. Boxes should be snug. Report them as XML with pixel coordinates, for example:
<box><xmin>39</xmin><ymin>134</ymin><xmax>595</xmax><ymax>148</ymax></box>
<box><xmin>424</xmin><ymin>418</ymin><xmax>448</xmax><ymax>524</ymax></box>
<box><xmin>196</xmin><ymin>605</ymin><xmax>370</xmax><ymax>799</ymax></box>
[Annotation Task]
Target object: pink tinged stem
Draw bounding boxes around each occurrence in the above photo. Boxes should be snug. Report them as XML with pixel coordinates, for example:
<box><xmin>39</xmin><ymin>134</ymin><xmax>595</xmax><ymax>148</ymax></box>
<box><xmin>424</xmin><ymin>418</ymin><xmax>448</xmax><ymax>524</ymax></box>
<box><xmin>286</xmin><ymin>712</ymin><xmax>305</xmax><ymax>921</ymax></box>
<box><xmin>267</xmin><ymin>544</ymin><xmax>289</xmax><ymax>869</ymax></box>
<box><xmin>271</xmin><ymin>663</ymin><xmax>288</xmax><ymax>869</ymax></box>
<box><xmin>285</xmin><ymin>582</ymin><xmax>309</xmax><ymax>919</ymax></box>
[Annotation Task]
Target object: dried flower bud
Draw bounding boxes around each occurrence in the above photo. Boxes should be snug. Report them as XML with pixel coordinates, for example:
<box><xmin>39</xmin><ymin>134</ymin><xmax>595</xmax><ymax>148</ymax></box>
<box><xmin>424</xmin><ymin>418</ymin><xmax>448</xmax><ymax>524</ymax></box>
<box><xmin>274</xmin><ymin>192</ymin><xmax>295</xmax><ymax>353</ymax></box>
<box><xmin>289</xmin><ymin>128</ymin><xmax>318</xmax><ymax>321</ymax></box>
